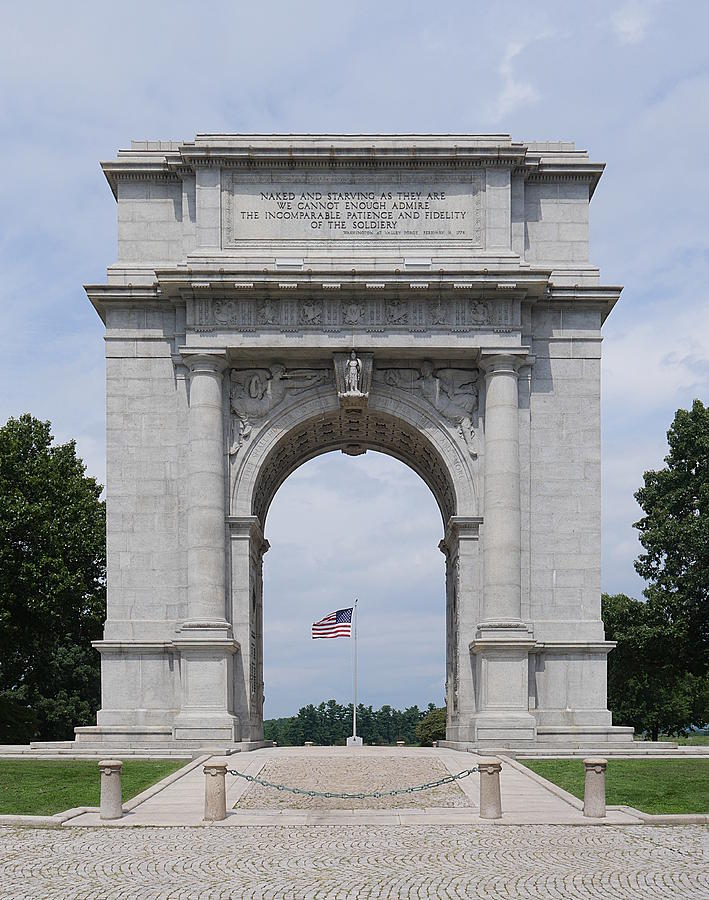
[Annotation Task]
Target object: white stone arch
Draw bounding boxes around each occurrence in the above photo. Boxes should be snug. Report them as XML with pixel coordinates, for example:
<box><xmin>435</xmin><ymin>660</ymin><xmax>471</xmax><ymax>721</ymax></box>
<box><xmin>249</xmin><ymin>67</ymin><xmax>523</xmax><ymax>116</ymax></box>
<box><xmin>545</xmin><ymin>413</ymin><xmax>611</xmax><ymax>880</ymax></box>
<box><xmin>227</xmin><ymin>383</ymin><xmax>480</xmax><ymax>742</ymax></box>
<box><xmin>230</xmin><ymin>385</ymin><xmax>479</xmax><ymax>525</ymax></box>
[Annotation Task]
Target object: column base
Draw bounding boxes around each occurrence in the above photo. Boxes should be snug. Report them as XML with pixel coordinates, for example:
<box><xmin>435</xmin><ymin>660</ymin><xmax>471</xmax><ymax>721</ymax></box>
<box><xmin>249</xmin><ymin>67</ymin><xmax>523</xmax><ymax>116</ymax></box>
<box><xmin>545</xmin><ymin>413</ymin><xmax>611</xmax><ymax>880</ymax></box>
<box><xmin>173</xmin><ymin>620</ymin><xmax>241</xmax><ymax>743</ymax></box>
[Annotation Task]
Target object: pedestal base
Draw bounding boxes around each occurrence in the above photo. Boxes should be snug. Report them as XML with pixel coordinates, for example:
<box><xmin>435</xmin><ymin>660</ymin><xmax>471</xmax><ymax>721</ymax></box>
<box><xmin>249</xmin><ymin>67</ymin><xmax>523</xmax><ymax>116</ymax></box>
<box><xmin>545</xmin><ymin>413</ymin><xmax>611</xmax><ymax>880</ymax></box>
<box><xmin>346</xmin><ymin>736</ymin><xmax>363</xmax><ymax>747</ymax></box>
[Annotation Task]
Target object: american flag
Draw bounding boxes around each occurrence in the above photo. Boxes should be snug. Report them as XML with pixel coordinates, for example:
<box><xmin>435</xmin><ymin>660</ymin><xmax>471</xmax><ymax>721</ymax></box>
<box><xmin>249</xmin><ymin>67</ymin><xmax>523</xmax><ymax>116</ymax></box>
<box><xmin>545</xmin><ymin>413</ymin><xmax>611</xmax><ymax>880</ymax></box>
<box><xmin>312</xmin><ymin>607</ymin><xmax>353</xmax><ymax>639</ymax></box>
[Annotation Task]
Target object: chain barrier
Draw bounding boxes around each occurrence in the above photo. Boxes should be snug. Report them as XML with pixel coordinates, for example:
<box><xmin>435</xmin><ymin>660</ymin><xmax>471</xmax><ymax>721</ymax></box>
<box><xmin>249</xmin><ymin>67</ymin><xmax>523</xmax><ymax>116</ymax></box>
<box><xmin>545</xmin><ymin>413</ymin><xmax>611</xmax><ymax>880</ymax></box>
<box><xmin>226</xmin><ymin>766</ymin><xmax>481</xmax><ymax>800</ymax></box>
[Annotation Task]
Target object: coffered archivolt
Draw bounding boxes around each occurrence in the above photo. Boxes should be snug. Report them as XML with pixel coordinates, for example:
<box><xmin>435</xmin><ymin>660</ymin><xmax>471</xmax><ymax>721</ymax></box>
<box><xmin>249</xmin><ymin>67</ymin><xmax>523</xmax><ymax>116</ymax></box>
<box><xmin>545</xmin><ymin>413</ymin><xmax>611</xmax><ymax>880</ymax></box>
<box><xmin>230</xmin><ymin>386</ymin><xmax>478</xmax><ymax>527</ymax></box>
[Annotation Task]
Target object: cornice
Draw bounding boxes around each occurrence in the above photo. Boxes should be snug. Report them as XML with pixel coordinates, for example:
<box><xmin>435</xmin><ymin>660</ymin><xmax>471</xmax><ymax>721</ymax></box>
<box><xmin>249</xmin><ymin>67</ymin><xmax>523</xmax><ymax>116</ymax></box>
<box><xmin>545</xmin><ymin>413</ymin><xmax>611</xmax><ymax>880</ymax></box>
<box><xmin>100</xmin><ymin>134</ymin><xmax>606</xmax><ymax>200</ymax></box>
<box><xmin>547</xmin><ymin>284</ymin><xmax>623</xmax><ymax>322</ymax></box>
<box><xmin>154</xmin><ymin>268</ymin><xmax>552</xmax><ymax>301</ymax></box>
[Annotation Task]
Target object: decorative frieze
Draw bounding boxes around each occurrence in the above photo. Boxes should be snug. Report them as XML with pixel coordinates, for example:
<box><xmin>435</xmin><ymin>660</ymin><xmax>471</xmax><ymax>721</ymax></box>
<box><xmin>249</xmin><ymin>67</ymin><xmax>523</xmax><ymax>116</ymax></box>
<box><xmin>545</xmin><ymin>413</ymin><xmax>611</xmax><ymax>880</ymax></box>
<box><xmin>194</xmin><ymin>296</ymin><xmax>515</xmax><ymax>332</ymax></box>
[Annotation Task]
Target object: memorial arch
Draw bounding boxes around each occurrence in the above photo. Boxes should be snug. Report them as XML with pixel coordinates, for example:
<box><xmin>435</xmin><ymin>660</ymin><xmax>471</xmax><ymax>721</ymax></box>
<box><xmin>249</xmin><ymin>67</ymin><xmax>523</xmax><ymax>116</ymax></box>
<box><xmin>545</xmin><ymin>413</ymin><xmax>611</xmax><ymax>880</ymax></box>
<box><xmin>80</xmin><ymin>134</ymin><xmax>633</xmax><ymax>750</ymax></box>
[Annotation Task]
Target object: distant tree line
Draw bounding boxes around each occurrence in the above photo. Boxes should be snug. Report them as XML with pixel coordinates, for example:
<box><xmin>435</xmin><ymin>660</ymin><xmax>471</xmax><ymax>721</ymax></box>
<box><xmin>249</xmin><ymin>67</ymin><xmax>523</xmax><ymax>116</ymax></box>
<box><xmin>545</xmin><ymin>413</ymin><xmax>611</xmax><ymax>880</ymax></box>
<box><xmin>264</xmin><ymin>700</ymin><xmax>445</xmax><ymax>746</ymax></box>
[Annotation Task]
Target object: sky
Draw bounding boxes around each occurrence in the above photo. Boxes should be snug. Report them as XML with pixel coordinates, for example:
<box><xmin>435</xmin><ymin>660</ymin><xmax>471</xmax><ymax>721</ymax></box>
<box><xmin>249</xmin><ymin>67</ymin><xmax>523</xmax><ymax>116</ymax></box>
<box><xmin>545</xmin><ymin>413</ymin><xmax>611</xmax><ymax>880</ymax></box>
<box><xmin>1</xmin><ymin>1</ymin><xmax>708</xmax><ymax>717</ymax></box>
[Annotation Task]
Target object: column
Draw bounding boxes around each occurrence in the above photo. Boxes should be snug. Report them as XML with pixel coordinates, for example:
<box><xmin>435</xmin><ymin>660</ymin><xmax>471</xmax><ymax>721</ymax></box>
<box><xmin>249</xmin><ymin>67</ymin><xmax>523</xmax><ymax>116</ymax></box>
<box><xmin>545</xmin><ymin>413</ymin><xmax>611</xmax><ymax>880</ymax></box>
<box><xmin>173</xmin><ymin>352</ymin><xmax>239</xmax><ymax>745</ymax></box>
<box><xmin>470</xmin><ymin>350</ymin><xmax>535</xmax><ymax>747</ymax></box>
<box><xmin>482</xmin><ymin>353</ymin><xmax>522</xmax><ymax>622</ymax></box>
<box><xmin>186</xmin><ymin>354</ymin><xmax>227</xmax><ymax>624</ymax></box>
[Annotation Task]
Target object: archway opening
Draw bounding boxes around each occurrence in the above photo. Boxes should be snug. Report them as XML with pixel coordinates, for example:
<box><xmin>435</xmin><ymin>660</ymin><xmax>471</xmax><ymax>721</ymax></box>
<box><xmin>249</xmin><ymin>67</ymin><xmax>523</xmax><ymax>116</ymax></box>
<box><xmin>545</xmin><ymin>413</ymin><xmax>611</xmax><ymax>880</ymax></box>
<box><xmin>261</xmin><ymin>450</ymin><xmax>445</xmax><ymax>732</ymax></box>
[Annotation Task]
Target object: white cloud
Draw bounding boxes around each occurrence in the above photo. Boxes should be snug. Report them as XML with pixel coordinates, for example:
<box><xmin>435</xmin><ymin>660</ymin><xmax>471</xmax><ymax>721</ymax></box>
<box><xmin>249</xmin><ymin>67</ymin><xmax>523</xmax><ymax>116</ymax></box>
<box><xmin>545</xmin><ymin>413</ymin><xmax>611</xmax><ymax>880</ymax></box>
<box><xmin>2</xmin><ymin>0</ymin><xmax>709</xmax><ymax>715</ymax></box>
<box><xmin>490</xmin><ymin>40</ymin><xmax>541</xmax><ymax>122</ymax></box>
<box><xmin>611</xmin><ymin>1</ymin><xmax>660</xmax><ymax>44</ymax></box>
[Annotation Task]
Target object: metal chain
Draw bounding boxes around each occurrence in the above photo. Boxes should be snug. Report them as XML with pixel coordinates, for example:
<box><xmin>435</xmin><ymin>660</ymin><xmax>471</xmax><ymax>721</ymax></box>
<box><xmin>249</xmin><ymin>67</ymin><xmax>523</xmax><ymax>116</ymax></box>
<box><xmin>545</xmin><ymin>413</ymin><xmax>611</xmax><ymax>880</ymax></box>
<box><xmin>226</xmin><ymin>766</ymin><xmax>481</xmax><ymax>800</ymax></box>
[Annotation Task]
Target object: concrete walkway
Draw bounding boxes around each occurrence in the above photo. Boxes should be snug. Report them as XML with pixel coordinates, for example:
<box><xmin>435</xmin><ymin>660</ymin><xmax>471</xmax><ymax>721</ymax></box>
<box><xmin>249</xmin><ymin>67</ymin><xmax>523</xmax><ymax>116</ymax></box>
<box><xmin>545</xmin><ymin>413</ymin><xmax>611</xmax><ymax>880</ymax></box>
<box><xmin>66</xmin><ymin>745</ymin><xmax>642</xmax><ymax>827</ymax></box>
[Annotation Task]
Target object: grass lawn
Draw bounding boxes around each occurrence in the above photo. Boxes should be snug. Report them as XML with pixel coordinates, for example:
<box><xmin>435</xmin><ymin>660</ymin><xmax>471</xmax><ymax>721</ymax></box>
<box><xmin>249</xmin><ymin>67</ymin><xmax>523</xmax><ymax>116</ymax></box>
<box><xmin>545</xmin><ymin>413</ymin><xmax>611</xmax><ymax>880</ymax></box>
<box><xmin>0</xmin><ymin>759</ymin><xmax>187</xmax><ymax>816</ymax></box>
<box><xmin>524</xmin><ymin>758</ymin><xmax>709</xmax><ymax>815</ymax></box>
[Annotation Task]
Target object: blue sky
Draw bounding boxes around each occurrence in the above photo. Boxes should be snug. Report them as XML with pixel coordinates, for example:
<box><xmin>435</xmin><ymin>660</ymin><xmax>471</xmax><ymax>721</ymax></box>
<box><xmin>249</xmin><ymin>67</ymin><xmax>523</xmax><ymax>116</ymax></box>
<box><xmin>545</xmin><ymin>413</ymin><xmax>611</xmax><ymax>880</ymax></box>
<box><xmin>1</xmin><ymin>1</ymin><xmax>708</xmax><ymax>717</ymax></box>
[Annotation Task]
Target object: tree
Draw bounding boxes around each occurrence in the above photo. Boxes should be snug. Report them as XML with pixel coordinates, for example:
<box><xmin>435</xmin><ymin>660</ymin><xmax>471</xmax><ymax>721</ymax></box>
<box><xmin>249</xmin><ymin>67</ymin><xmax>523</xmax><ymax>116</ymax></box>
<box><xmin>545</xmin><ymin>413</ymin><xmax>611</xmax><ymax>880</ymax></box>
<box><xmin>0</xmin><ymin>414</ymin><xmax>105</xmax><ymax>742</ymax></box>
<box><xmin>602</xmin><ymin>593</ymin><xmax>708</xmax><ymax>740</ymax></box>
<box><xmin>415</xmin><ymin>707</ymin><xmax>446</xmax><ymax>746</ymax></box>
<box><xmin>634</xmin><ymin>399</ymin><xmax>709</xmax><ymax>676</ymax></box>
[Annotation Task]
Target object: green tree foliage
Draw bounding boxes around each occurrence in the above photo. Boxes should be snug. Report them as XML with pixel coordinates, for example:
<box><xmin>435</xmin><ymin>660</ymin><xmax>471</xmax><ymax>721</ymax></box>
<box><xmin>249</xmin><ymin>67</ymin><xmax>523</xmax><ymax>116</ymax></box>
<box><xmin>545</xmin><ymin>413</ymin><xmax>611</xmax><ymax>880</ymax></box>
<box><xmin>603</xmin><ymin>593</ymin><xmax>708</xmax><ymax>740</ymax></box>
<box><xmin>415</xmin><ymin>706</ymin><xmax>446</xmax><ymax>746</ymax></box>
<box><xmin>634</xmin><ymin>399</ymin><xmax>709</xmax><ymax>676</ymax></box>
<box><xmin>0</xmin><ymin>415</ymin><xmax>105</xmax><ymax>742</ymax></box>
<box><xmin>264</xmin><ymin>700</ymin><xmax>437</xmax><ymax>746</ymax></box>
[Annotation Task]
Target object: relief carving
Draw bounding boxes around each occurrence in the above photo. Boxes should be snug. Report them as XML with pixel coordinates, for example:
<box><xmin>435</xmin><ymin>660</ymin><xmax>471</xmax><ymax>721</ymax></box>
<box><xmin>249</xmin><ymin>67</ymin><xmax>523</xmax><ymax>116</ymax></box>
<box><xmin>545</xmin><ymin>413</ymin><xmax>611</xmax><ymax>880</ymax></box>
<box><xmin>257</xmin><ymin>298</ymin><xmax>280</xmax><ymax>325</ymax></box>
<box><xmin>373</xmin><ymin>361</ymin><xmax>480</xmax><ymax>458</ymax></box>
<box><xmin>429</xmin><ymin>298</ymin><xmax>449</xmax><ymax>325</ymax></box>
<box><xmin>342</xmin><ymin>300</ymin><xmax>365</xmax><ymax>326</ymax></box>
<box><xmin>299</xmin><ymin>299</ymin><xmax>323</xmax><ymax>325</ymax></box>
<box><xmin>385</xmin><ymin>299</ymin><xmax>409</xmax><ymax>325</ymax></box>
<box><xmin>230</xmin><ymin>364</ymin><xmax>331</xmax><ymax>444</ymax></box>
<box><xmin>195</xmin><ymin>296</ymin><xmax>514</xmax><ymax>332</ymax></box>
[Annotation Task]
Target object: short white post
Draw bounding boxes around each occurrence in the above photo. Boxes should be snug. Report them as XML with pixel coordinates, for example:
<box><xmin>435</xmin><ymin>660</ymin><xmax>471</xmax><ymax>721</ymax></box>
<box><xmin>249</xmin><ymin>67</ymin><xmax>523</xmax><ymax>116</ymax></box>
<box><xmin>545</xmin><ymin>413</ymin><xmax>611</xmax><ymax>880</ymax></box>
<box><xmin>304</xmin><ymin>741</ymin><xmax>314</xmax><ymax>748</ymax></box>
<box><xmin>583</xmin><ymin>757</ymin><xmax>607</xmax><ymax>818</ymax></box>
<box><xmin>396</xmin><ymin>740</ymin><xmax>405</xmax><ymax>747</ymax></box>
<box><xmin>478</xmin><ymin>758</ymin><xmax>502</xmax><ymax>820</ymax></box>
<box><xmin>204</xmin><ymin>760</ymin><xmax>228</xmax><ymax>822</ymax></box>
<box><xmin>99</xmin><ymin>759</ymin><xmax>123</xmax><ymax>820</ymax></box>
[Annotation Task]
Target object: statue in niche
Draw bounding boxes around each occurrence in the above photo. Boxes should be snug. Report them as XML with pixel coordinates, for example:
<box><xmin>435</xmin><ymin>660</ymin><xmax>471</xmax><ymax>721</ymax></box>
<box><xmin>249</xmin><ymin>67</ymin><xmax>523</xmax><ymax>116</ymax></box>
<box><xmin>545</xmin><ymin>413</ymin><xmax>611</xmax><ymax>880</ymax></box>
<box><xmin>343</xmin><ymin>350</ymin><xmax>362</xmax><ymax>393</ymax></box>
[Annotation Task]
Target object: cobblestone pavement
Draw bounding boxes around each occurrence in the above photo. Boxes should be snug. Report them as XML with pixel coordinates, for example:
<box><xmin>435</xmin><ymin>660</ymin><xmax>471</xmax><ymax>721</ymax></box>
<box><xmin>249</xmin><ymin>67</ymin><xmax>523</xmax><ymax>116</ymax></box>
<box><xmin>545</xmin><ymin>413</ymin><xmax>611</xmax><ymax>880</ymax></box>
<box><xmin>0</xmin><ymin>824</ymin><xmax>707</xmax><ymax>899</ymax></box>
<box><xmin>236</xmin><ymin>754</ymin><xmax>471</xmax><ymax>809</ymax></box>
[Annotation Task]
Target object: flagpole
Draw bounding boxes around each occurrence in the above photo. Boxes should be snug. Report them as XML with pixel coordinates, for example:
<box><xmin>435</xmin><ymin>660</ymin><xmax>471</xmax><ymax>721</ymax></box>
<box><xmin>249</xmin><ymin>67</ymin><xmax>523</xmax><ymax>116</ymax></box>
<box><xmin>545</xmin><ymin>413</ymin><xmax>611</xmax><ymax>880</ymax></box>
<box><xmin>352</xmin><ymin>598</ymin><xmax>358</xmax><ymax>740</ymax></box>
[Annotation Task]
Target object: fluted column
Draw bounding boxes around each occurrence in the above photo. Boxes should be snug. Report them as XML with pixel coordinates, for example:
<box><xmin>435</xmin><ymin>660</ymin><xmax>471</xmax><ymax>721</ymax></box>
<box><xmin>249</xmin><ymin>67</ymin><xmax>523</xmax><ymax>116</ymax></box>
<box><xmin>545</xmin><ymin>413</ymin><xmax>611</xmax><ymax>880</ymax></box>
<box><xmin>482</xmin><ymin>353</ymin><xmax>522</xmax><ymax>622</ymax></box>
<box><xmin>186</xmin><ymin>354</ymin><xmax>227</xmax><ymax>623</ymax></box>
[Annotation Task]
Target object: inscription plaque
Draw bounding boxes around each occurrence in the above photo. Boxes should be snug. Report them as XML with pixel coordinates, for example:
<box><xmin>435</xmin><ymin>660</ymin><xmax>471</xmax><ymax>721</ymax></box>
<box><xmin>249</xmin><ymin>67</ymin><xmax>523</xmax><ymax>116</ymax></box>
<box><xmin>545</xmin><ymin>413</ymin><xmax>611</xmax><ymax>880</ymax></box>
<box><xmin>222</xmin><ymin>173</ymin><xmax>484</xmax><ymax>247</ymax></box>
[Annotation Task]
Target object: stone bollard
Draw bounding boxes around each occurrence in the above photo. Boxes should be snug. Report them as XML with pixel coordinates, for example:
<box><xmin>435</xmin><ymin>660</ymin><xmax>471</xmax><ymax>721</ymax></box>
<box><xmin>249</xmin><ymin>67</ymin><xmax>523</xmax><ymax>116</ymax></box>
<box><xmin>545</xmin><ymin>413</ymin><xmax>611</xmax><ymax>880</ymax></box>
<box><xmin>304</xmin><ymin>741</ymin><xmax>314</xmax><ymax>748</ymax></box>
<box><xmin>478</xmin><ymin>758</ymin><xmax>502</xmax><ymax>820</ymax></box>
<box><xmin>583</xmin><ymin>758</ymin><xmax>607</xmax><ymax>818</ymax></box>
<box><xmin>99</xmin><ymin>759</ymin><xmax>123</xmax><ymax>820</ymax></box>
<box><xmin>396</xmin><ymin>740</ymin><xmax>405</xmax><ymax>747</ymax></box>
<box><xmin>204</xmin><ymin>760</ymin><xmax>228</xmax><ymax>822</ymax></box>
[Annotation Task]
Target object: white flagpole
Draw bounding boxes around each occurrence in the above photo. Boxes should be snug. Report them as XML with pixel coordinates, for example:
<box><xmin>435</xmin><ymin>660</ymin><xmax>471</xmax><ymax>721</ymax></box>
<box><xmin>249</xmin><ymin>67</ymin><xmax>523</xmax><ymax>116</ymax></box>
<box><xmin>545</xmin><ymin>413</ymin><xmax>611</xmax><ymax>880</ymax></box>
<box><xmin>352</xmin><ymin>598</ymin><xmax>358</xmax><ymax>740</ymax></box>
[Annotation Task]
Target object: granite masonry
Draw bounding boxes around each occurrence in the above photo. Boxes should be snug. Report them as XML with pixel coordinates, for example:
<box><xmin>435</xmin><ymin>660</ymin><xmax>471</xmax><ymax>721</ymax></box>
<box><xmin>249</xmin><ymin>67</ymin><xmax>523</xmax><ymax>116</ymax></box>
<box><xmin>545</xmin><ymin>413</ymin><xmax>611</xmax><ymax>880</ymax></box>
<box><xmin>80</xmin><ymin>134</ymin><xmax>632</xmax><ymax>750</ymax></box>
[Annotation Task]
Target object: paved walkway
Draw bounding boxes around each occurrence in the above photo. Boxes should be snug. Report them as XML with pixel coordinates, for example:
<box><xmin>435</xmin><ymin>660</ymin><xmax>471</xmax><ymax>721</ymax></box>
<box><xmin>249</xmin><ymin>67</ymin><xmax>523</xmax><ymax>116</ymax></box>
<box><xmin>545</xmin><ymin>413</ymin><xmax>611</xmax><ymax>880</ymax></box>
<box><xmin>0</xmin><ymin>822</ymin><xmax>706</xmax><ymax>898</ymax></box>
<box><xmin>67</xmin><ymin>746</ymin><xmax>641</xmax><ymax>826</ymax></box>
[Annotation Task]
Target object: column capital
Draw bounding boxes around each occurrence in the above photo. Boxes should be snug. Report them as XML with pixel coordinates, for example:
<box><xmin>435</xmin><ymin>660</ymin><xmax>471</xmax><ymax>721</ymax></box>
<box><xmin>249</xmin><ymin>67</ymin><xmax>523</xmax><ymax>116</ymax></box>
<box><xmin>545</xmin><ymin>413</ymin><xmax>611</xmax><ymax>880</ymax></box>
<box><xmin>439</xmin><ymin>515</ymin><xmax>483</xmax><ymax>555</ymax></box>
<box><xmin>479</xmin><ymin>349</ymin><xmax>532</xmax><ymax>376</ymax></box>
<box><xmin>227</xmin><ymin>515</ymin><xmax>270</xmax><ymax>557</ymax></box>
<box><xmin>180</xmin><ymin>350</ymin><xmax>227</xmax><ymax>376</ymax></box>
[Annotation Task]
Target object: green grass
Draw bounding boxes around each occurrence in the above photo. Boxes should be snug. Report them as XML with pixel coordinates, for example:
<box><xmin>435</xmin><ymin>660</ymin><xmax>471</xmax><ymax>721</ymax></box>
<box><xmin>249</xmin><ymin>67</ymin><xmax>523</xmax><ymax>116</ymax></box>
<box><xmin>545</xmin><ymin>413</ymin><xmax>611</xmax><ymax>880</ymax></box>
<box><xmin>524</xmin><ymin>758</ymin><xmax>709</xmax><ymax>815</ymax></box>
<box><xmin>0</xmin><ymin>759</ymin><xmax>187</xmax><ymax>816</ymax></box>
<box><xmin>633</xmin><ymin>733</ymin><xmax>709</xmax><ymax>745</ymax></box>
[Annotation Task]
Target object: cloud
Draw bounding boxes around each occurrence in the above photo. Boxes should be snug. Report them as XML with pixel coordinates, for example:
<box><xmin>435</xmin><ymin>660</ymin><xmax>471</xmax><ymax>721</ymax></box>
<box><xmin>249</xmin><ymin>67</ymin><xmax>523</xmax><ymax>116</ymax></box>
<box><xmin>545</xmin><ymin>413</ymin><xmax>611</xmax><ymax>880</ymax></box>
<box><xmin>2</xmin><ymin>0</ymin><xmax>709</xmax><ymax>715</ymax></box>
<box><xmin>490</xmin><ymin>40</ymin><xmax>541</xmax><ymax>122</ymax></box>
<box><xmin>611</xmin><ymin>1</ymin><xmax>660</xmax><ymax>44</ymax></box>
